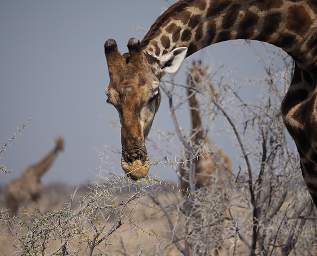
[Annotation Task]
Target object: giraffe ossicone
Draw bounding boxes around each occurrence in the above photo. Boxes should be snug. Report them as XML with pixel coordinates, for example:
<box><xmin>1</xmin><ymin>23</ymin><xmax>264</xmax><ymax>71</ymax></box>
<box><xmin>104</xmin><ymin>0</ymin><xmax>317</xmax><ymax>206</ymax></box>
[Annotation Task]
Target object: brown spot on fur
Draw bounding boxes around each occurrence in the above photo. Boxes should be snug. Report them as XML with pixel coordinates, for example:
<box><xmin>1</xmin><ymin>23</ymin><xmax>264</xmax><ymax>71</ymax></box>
<box><xmin>172</xmin><ymin>26</ymin><xmax>182</xmax><ymax>42</ymax></box>
<box><xmin>303</xmin><ymin>70</ymin><xmax>315</xmax><ymax>85</ymax></box>
<box><xmin>308</xmin><ymin>65</ymin><xmax>317</xmax><ymax>76</ymax></box>
<box><xmin>187</xmin><ymin>43</ymin><xmax>198</xmax><ymax>56</ymax></box>
<box><xmin>142</xmin><ymin>0</ymin><xmax>194</xmax><ymax>46</ymax></box>
<box><xmin>189</xmin><ymin>14</ymin><xmax>201</xmax><ymax>28</ymax></box>
<box><xmin>306</xmin><ymin>31</ymin><xmax>317</xmax><ymax>50</ymax></box>
<box><xmin>203</xmin><ymin>21</ymin><xmax>216</xmax><ymax>45</ymax></box>
<box><xmin>302</xmin><ymin>160</ymin><xmax>314</xmax><ymax>175</ymax></box>
<box><xmin>166</xmin><ymin>23</ymin><xmax>177</xmax><ymax>33</ymax></box>
<box><xmin>308</xmin><ymin>0</ymin><xmax>317</xmax><ymax>13</ymax></box>
<box><xmin>282</xmin><ymin>89</ymin><xmax>308</xmax><ymax>116</ymax></box>
<box><xmin>309</xmin><ymin>150</ymin><xmax>317</xmax><ymax>164</ymax></box>
<box><xmin>306</xmin><ymin>30</ymin><xmax>317</xmax><ymax>57</ymax></box>
<box><xmin>174</xmin><ymin>10</ymin><xmax>191</xmax><ymax>24</ymax></box>
<box><xmin>312</xmin><ymin>46</ymin><xmax>317</xmax><ymax>56</ymax></box>
<box><xmin>161</xmin><ymin>35</ymin><xmax>170</xmax><ymax>49</ymax></box>
<box><xmin>274</xmin><ymin>33</ymin><xmax>297</xmax><ymax>49</ymax></box>
<box><xmin>287</xmin><ymin>6</ymin><xmax>312</xmax><ymax>36</ymax></box>
<box><xmin>181</xmin><ymin>29</ymin><xmax>192</xmax><ymax>41</ymax></box>
<box><xmin>152</xmin><ymin>41</ymin><xmax>160</xmax><ymax>56</ymax></box>
<box><xmin>237</xmin><ymin>11</ymin><xmax>259</xmax><ymax>38</ymax></box>
<box><xmin>304</xmin><ymin>176</ymin><xmax>317</xmax><ymax>194</ymax></box>
<box><xmin>145</xmin><ymin>52</ymin><xmax>158</xmax><ymax>65</ymax></box>
<box><xmin>303</xmin><ymin>160</ymin><xmax>317</xmax><ymax>177</ymax></box>
<box><xmin>252</xmin><ymin>0</ymin><xmax>283</xmax><ymax>11</ymax></box>
<box><xmin>290</xmin><ymin>48</ymin><xmax>307</xmax><ymax>67</ymax></box>
<box><xmin>295</xmin><ymin>132</ymin><xmax>311</xmax><ymax>156</ymax></box>
<box><xmin>195</xmin><ymin>23</ymin><xmax>204</xmax><ymax>41</ymax></box>
<box><xmin>256</xmin><ymin>12</ymin><xmax>282</xmax><ymax>41</ymax></box>
<box><xmin>216</xmin><ymin>30</ymin><xmax>231</xmax><ymax>42</ymax></box>
<box><xmin>222</xmin><ymin>4</ymin><xmax>240</xmax><ymax>29</ymax></box>
<box><xmin>207</xmin><ymin>0</ymin><xmax>232</xmax><ymax>18</ymax></box>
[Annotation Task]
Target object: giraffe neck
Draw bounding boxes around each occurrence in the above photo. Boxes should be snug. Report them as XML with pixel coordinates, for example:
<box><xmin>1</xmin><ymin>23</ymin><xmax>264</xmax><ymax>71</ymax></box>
<box><xmin>187</xmin><ymin>74</ymin><xmax>207</xmax><ymax>143</ymax></box>
<box><xmin>142</xmin><ymin>0</ymin><xmax>317</xmax><ymax>72</ymax></box>
<box><xmin>27</xmin><ymin>147</ymin><xmax>60</xmax><ymax>178</ymax></box>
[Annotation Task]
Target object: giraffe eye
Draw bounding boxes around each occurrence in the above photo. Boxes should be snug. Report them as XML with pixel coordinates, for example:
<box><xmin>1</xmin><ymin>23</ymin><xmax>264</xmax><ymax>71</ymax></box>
<box><xmin>106</xmin><ymin>91</ymin><xmax>113</xmax><ymax>105</ymax></box>
<box><xmin>153</xmin><ymin>88</ymin><xmax>159</xmax><ymax>96</ymax></box>
<box><xmin>149</xmin><ymin>89</ymin><xmax>160</xmax><ymax>103</ymax></box>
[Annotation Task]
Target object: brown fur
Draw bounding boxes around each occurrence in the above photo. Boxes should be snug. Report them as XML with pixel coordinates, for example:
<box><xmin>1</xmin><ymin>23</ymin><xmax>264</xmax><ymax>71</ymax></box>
<box><xmin>281</xmin><ymin>64</ymin><xmax>317</xmax><ymax>205</ymax></box>
<box><xmin>4</xmin><ymin>137</ymin><xmax>64</xmax><ymax>215</ymax></box>
<box><xmin>144</xmin><ymin>0</ymin><xmax>317</xmax><ymax>68</ymax></box>
<box><xmin>104</xmin><ymin>0</ymin><xmax>317</xmax><ymax>206</ymax></box>
<box><xmin>287</xmin><ymin>6</ymin><xmax>313</xmax><ymax>36</ymax></box>
<box><xmin>105</xmin><ymin>40</ymin><xmax>161</xmax><ymax>179</ymax></box>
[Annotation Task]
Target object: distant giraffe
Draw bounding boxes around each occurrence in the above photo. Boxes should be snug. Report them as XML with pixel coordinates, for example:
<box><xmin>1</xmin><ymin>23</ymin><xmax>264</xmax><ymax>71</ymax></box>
<box><xmin>104</xmin><ymin>0</ymin><xmax>317</xmax><ymax>206</ymax></box>
<box><xmin>178</xmin><ymin>60</ymin><xmax>232</xmax><ymax>195</ymax></box>
<box><xmin>176</xmin><ymin>62</ymin><xmax>232</xmax><ymax>255</ymax></box>
<box><xmin>4</xmin><ymin>137</ymin><xmax>64</xmax><ymax>215</ymax></box>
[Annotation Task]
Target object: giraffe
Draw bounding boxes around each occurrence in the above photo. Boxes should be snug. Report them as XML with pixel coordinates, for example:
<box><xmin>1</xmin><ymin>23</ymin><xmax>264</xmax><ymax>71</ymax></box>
<box><xmin>178</xmin><ymin>60</ymin><xmax>232</xmax><ymax>195</ymax></box>
<box><xmin>4</xmin><ymin>137</ymin><xmax>64</xmax><ymax>215</ymax></box>
<box><xmin>104</xmin><ymin>0</ymin><xmax>317</xmax><ymax>206</ymax></box>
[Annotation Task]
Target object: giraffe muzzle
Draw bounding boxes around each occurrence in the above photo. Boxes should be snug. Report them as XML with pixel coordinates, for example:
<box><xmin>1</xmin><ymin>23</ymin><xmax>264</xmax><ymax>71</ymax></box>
<box><xmin>121</xmin><ymin>158</ymin><xmax>150</xmax><ymax>180</ymax></box>
<box><xmin>121</xmin><ymin>147</ymin><xmax>150</xmax><ymax>180</ymax></box>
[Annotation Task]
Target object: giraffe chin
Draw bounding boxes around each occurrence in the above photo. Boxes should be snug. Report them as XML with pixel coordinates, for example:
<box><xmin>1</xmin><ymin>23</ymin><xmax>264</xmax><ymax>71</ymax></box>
<box><xmin>121</xmin><ymin>159</ymin><xmax>150</xmax><ymax>180</ymax></box>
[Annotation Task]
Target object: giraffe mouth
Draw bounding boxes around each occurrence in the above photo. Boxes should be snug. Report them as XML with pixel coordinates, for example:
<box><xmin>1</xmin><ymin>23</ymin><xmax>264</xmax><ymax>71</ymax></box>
<box><xmin>121</xmin><ymin>158</ymin><xmax>150</xmax><ymax>180</ymax></box>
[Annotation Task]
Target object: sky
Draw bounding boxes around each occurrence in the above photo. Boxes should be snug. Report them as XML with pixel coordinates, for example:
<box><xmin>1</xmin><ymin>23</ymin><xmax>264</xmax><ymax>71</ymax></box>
<box><xmin>0</xmin><ymin>0</ymin><xmax>292</xmax><ymax>185</ymax></box>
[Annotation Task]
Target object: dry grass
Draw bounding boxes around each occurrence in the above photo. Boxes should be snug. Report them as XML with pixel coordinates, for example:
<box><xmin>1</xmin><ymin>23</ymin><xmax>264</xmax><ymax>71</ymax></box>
<box><xmin>0</xmin><ymin>179</ymin><xmax>185</xmax><ymax>256</ymax></box>
<box><xmin>0</xmin><ymin>177</ymin><xmax>315</xmax><ymax>256</ymax></box>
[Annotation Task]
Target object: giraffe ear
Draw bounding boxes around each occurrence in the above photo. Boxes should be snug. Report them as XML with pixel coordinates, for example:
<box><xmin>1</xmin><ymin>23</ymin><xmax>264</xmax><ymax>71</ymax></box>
<box><xmin>159</xmin><ymin>47</ymin><xmax>188</xmax><ymax>74</ymax></box>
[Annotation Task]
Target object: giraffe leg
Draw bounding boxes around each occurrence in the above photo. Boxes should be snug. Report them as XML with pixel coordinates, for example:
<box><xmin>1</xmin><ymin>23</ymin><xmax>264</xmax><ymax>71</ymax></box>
<box><xmin>281</xmin><ymin>64</ymin><xmax>317</xmax><ymax>207</ymax></box>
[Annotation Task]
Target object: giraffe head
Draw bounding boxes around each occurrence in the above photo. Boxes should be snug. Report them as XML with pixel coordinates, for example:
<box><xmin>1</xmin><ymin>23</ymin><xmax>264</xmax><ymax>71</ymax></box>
<box><xmin>55</xmin><ymin>136</ymin><xmax>64</xmax><ymax>152</ymax></box>
<box><xmin>104</xmin><ymin>38</ymin><xmax>187</xmax><ymax>179</ymax></box>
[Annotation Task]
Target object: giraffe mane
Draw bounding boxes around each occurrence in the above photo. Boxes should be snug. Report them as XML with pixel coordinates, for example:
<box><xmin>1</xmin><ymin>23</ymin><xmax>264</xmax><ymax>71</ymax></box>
<box><xmin>141</xmin><ymin>0</ymin><xmax>194</xmax><ymax>47</ymax></box>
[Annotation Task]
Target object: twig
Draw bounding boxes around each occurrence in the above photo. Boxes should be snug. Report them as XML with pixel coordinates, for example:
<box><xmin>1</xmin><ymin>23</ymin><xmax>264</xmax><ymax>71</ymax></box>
<box><xmin>0</xmin><ymin>119</ymin><xmax>31</xmax><ymax>157</ymax></box>
<box><xmin>119</xmin><ymin>237</ymin><xmax>129</xmax><ymax>256</ymax></box>
<box><xmin>161</xmin><ymin>84</ymin><xmax>191</xmax><ymax>152</ymax></box>
<box><xmin>147</xmin><ymin>193</ymin><xmax>186</xmax><ymax>255</ymax></box>
<box><xmin>269</xmin><ymin>203</ymin><xmax>291</xmax><ymax>256</ymax></box>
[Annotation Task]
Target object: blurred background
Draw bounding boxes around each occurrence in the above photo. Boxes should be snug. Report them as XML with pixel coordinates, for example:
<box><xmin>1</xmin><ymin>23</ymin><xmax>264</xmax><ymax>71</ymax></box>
<box><xmin>0</xmin><ymin>0</ymin><xmax>291</xmax><ymax>185</ymax></box>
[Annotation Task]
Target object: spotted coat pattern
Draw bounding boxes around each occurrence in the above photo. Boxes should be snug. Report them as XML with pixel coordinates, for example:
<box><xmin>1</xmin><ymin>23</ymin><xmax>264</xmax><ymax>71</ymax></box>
<box><xmin>141</xmin><ymin>0</ymin><xmax>317</xmax><ymax>206</ymax></box>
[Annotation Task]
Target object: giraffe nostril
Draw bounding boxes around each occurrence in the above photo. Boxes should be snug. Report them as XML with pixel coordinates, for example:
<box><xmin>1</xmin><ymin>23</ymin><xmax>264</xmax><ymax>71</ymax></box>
<box><xmin>127</xmin><ymin>155</ymin><xmax>134</xmax><ymax>163</ymax></box>
<box><xmin>126</xmin><ymin>151</ymin><xmax>145</xmax><ymax>163</ymax></box>
<box><xmin>123</xmin><ymin>146</ymin><xmax>147</xmax><ymax>164</ymax></box>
